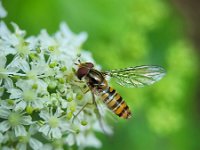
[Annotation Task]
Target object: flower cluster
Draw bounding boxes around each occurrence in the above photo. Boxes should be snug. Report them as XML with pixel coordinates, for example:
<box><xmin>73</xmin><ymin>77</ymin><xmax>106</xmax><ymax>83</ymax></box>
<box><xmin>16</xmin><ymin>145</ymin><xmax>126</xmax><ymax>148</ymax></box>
<box><xmin>0</xmin><ymin>2</ymin><xmax>111</xmax><ymax>150</ymax></box>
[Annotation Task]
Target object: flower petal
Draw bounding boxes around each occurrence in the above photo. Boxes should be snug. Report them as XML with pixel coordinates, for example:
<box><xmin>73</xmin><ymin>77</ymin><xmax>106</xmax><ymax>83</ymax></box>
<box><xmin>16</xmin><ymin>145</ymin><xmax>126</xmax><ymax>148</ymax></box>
<box><xmin>0</xmin><ymin>107</ymin><xmax>10</xmax><ymax>118</ymax></box>
<box><xmin>0</xmin><ymin>120</ymin><xmax>10</xmax><ymax>132</ymax></box>
<box><xmin>32</xmin><ymin>99</ymin><xmax>44</xmax><ymax>109</ymax></box>
<box><xmin>0</xmin><ymin>1</ymin><xmax>7</xmax><ymax>18</ymax></box>
<box><xmin>16</xmin><ymin>143</ymin><xmax>27</xmax><ymax>150</ymax></box>
<box><xmin>14</xmin><ymin>100</ymin><xmax>26</xmax><ymax>111</ymax></box>
<box><xmin>8</xmin><ymin>88</ymin><xmax>22</xmax><ymax>99</ymax></box>
<box><xmin>20</xmin><ymin>115</ymin><xmax>32</xmax><ymax>125</ymax></box>
<box><xmin>84</xmin><ymin>133</ymin><xmax>102</xmax><ymax>148</ymax></box>
<box><xmin>14</xmin><ymin>125</ymin><xmax>27</xmax><ymax>137</ymax></box>
<box><xmin>65</xmin><ymin>134</ymin><xmax>75</xmax><ymax>146</ymax></box>
<box><xmin>39</xmin><ymin>109</ymin><xmax>50</xmax><ymax>120</ymax></box>
<box><xmin>4</xmin><ymin>77</ymin><xmax>14</xmax><ymax>89</ymax></box>
<box><xmin>11</xmin><ymin>22</ymin><xmax>26</xmax><ymax>37</ymax></box>
<box><xmin>0</xmin><ymin>21</ymin><xmax>11</xmax><ymax>41</ymax></box>
<box><xmin>54</xmin><ymin>107</ymin><xmax>63</xmax><ymax>117</ymax></box>
<box><xmin>29</xmin><ymin>124</ymin><xmax>39</xmax><ymax>135</ymax></box>
<box><xmin>29</xmin><ymin>137</ymin><xmax>43</xmax><ymax>150</ymax></box>
<box><xmin>39</xmin><ymin>124</ymin><xmax>50</xmax><ymax>136</ymax></box>
<box><xmin>50</xmin><ymin>127</ymin><xmax>62</xmax><ymax>139</ymax></box>
<box><xmin>0</xmin><ymin>55</ymin><xmax>6</xmax><ymax>68</ymax></box>
<box><xmin>0</xmin><ymin>132</ymin><xmax>3</xmax><ymax>143</ymax></box>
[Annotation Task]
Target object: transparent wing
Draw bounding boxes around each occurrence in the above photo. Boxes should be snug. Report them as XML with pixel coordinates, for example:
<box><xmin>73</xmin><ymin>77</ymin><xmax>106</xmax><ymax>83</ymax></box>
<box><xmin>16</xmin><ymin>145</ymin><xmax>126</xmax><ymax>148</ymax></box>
<box><xmin>103</xmin><ymin>65</ymin><xmax>166</xmax><ymax>88</ymax></box>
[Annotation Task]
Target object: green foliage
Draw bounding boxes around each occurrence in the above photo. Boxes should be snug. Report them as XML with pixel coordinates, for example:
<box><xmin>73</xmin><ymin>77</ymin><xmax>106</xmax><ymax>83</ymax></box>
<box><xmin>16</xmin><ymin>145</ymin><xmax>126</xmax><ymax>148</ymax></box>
<box><xmin>3</xmin><ymin>0</ymin><xmax>200</xmax><ymax>149</ymax></box>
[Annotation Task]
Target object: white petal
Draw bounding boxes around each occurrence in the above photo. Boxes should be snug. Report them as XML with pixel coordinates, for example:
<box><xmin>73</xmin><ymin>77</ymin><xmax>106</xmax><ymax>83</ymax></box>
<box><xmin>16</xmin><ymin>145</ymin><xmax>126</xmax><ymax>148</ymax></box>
<box><xmin>14</xmin><ymin>125</ymin><xmax>27</xmax><ymax>137</ymax></box>
<box><xmin>0</xmin><ymin>55</ymin><xmax>6</xmax><ymax>68</ymax></box>
<box><xmin>0</xmin><ymin>1</ymin><xmax>7</xmax><ymax>18</ymax></box>
<box><xmin>29</xmin><ymin>138</ymin><xmax>43</xmax><ymax>150</ymax></box>
<box><xmin>54</xmin><ymin>107</ymin><xmax>63</xmax><ymax>117</ymax></box>
<box><xmin>0</xmin><ymin>107</ymin><xmax>10</xmax><ymax>118</ymax></box>
<box><xmin>26</xmin><ymin>36</ymin><xmax>38</xmax><ymax>50</ymax></box>
<box><xmin>2</xmin><ymin>146</ymin><xmax>15</xmax><ymax>150</ymax></box>
<box><xmin>11</xmin><ymin>22</ymin><xmax>26</xmax><ymax>37</ymax></box>
<box><xmin>38</xmin><ymin>30</ymin><xmax>55</xmax><ymax>49</ymax></box>
<box><xmin>0</xmin><ymin>132</ymin><xmax>4</xmax><ymax>143</ymax></box>
<box><xmin>84</xmin><ymin>134</ymin><xmax>102</xmax><ymax>148</ymax></box>
<box><xmin>0</xmin><ymin>21</ymin><xmax>11</xmax><ymax>41</ymax></box>
<box><xmin>39</xmin><ymin>124</ymin><xmax>50</xmax><ymax>136</ymax></box>
<box><xmin>41</xmin><ymin>144</ymin><xmax>53</xmax><ymax>150</ymax></box>
<box><xmin>17</xmin><ymin>58</ymin><xmax>30</xmax><ymax>72</ymax></box>
<box><xmin>15</xmin><ymin>79</ymin><xmax>30</xmax><ymax>90</ymax></box>
<box><xmin>8</xmin><ymin>88</ymin><xmax>22</xmax><ymax>99</ymax></box>
<box><xmin>20</xmin><ymin>115</ymin><xmax>32</xmax><ymax>125</ymax></box>
<box><xmin>6</xmin><ymin>56</ymin><xmax>21</xmax><ymax>72</ymax></box>
<box><xmin>39</xmin><ymin>109</ymin><xmax>50</xmax><ymax>120</ymax></box>
<box><xmin>0</xmin><ymin>121</ymin><xmax>10</xmax><ymax>132</ymax></box>
<box><xmin>65</xmin><ymin>134</ymin><xmax>75</xmax><ymax>146</ymax></box>
<box><xmin>32</xmin><ymin>100</ymin><xmax>44</xmax><ymax>109</ymax></box>
<box><xmin>1</xmin><ymin>45</ymin><xmax>16</xmax><ymax>55</ymax></box>
<box><xmin>59</xmin><ymin>22</ymin><xmax>73</xmax><ymax>37</ymax></box>
<box><xmin>50</xmin><ymin>127</ymin><xmax>62</xmax><ymax>139</ymax></box>
<box><xmin>14</xmin><ymin>100</ymin><xmax>26</xmax><ymax>111</ymax></box>
<box><xmin>16</xmin><ymin>143</ymin><xmax>27</xmax><ymax>150</ymax></box>
<box><xmin>29</xmin><ymin>124</ymin><xmax>40</xmax><ymax>134</ymax></box>
<box><xmin>4</xmin><ymin>77</ymin><xmax>14</xmax><ymax>89</ymax></box>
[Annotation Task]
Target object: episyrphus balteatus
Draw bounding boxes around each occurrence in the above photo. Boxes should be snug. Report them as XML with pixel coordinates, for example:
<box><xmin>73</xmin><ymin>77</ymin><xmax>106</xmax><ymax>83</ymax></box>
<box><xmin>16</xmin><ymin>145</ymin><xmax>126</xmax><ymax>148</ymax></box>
<box><xmin>76</xmin><ymin>61</ymin><xmax>166</xmax><ymax>119</ymax></box>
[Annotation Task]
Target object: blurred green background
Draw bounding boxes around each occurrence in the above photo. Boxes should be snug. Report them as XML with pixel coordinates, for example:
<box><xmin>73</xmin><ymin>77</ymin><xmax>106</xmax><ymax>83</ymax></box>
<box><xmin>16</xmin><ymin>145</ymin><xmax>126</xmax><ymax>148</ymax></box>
<box><xmin>2</xmin><ymin>0</ymin><xmax>200</xmax><ymax>150</ymax></box>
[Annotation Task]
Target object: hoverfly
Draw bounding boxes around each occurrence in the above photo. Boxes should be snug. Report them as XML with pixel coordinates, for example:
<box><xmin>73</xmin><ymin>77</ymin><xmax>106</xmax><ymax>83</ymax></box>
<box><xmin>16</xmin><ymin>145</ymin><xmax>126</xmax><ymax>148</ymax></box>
<box><xmin>76</xmin><ymin>61</ymin><xmax>166</xmax><ymax>119</ymax></box>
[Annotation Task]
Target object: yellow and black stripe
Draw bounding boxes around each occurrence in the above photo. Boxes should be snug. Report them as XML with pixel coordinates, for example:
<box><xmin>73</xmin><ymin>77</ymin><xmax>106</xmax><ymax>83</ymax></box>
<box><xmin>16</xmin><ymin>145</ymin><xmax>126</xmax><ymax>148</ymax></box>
<box><xmin>101</xmin><ymin>86</ymin><xmax>131</xmax><ymax>119</ymax></box>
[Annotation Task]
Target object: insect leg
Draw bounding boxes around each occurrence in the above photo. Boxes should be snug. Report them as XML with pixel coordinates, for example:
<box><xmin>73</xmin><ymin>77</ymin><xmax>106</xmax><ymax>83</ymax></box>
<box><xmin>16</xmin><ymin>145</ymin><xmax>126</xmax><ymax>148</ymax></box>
<box><xmin>90</xmin><ymin>91</ymin><xmax>108</xmax><ymax>135</ymax></box>
<box><xmin>72</xmin><ymin>102</ymin><xmax>93</xmax><ymax>123</ymax></box>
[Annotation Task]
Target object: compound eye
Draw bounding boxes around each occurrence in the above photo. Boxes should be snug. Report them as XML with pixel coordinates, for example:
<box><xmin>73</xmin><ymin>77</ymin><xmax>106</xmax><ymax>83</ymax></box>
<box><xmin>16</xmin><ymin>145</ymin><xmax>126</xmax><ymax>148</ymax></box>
<box><xmin>85</xmin><ymin>62</ymin><xmax>94</xmax><ymax>68</ymax></box>
<box><xmin>76</xmin><ymin>67</ymin><xmax>89</xmax><ymax>80</ymax></box>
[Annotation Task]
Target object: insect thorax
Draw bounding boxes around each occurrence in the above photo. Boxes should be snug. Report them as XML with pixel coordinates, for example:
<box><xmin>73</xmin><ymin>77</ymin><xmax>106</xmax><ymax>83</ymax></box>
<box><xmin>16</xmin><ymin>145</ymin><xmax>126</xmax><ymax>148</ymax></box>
<box><xmin>86</xmin><ymin>69</ymin><xmax>108</xmax><ymax>90</ymax></box>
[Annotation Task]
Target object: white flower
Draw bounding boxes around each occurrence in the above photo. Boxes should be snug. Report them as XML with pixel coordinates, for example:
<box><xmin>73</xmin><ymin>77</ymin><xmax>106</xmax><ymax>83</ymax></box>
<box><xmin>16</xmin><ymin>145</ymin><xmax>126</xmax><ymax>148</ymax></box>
<box><xmin>16</xmin><ymin>124</ymin><xmax>43</xmax><ymax>150</ymax></box>
<box><xmin>0</xmin><ymin>4</ymin><xmax>112</xmax><ymax>149</ymax></box>
<box><xmin>39</xmin><ymin>107</ymin><xmax>69</xmax><ymax>139</ymax></box>
<box><xmin>7</xmin><ymin>79</ymin><xmax>48</xmax><ymax>111</ymax></box>
<box><xmin>66</xmin><ymin>133</ymin><xmax>102</xmax><ymax>149</ymax></box>
<box><xmin>0</xmin><ymin>107</ymin><xmax>32</xmax><ymax>137</ymax></box>
<box><xmin>0</xmin><ymin>22</ymin><xmax>27</xmax><ymax>56</ymax></box>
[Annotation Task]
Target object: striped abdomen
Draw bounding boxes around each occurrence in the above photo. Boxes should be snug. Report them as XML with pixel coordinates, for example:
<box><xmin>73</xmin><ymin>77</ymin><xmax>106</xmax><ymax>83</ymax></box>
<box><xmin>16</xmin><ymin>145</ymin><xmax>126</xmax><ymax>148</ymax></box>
<box><xmin>100</xmin><ymin>86</ymin><xmax>131</xmax><ymax>119</ymax></box>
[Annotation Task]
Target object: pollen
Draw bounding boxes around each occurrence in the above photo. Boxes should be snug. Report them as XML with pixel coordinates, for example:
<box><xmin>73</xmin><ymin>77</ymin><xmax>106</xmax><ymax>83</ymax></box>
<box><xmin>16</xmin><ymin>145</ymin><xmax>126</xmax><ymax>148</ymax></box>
<box><xmin>8</xmin><ymin>112</ymin><xmax>21</xmax><ymax>126</ymax></box>
<box><xmin>48</xmin><ymin>116</ymin><xmax>59</xmax><ymax>128</ymax></box>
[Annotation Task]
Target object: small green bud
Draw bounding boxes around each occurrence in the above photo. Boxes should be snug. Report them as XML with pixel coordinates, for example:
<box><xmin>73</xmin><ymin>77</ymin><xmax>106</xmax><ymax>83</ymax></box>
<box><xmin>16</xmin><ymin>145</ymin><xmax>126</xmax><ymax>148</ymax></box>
<box><xmin>72</xmin><ymin>67</ymin><xmax>76</xmax><ymax>73</ymax></box>
<box><xmin>49</xmin><ymin>61</ymin><xmax>57</xmax><ymax>68</ymax></box>
<box><xmin>76</xmin><ymin>93</ymin><xmax>83</xmax><ymax>100</ymax></box>
<box><xmin>19</xmin><ymin>136</ymin><xmax>29</xmax><ymax>143</ymax></box>
<box><xmin>75</xmin><ymin>128</ymin><xmax>80</xmax><ymax>134</ymax></box>
<box><xmin>32</xmin><ymin>84</ymin><xmax>38</xmax><ymax>89</ymax></box>
<box><xmin>26</xmin><ymin>106</ymin><xmax>34</xmax><ymax>114</ymax></box>
<box><xmin>70</xmin><ymin>106</ymin><xmax>76</xmax><ymax>112</ymax></box>
<box><xmin>58</xmin><ymin>78</ymin><xmax>65</xmax><ymax>84</ymax></box>
<box><xmin>7</xmin><ymin>99</ymin><xmax>14</xmax><ymax>105</ymax></box>
<box><xmin>23</xmin><ymin>41</ymin><xmax>29</xmax><ymax>46</ymax></box>
<box><xmin>37</xmin><ymin>120</ymin><xmax>45</xmax><ymax>126</ymax></box>
<box><xmin>66</xmin><ymin>112</ymin><xmax>73</xmax><ymax>120</ymax></box>
<box><xmin>36</xmin><ymin>47</ymin><xmax>41</xmax><ymax>53</ymax></box>
<box><xmin>67</xmin><ymin>97</ymin><xmax>73</xmax><ymax>102</ymax></box>
<box><xmin>29</xmin><ymin>53</ymin><xmax>37</xmax><ymax>60</ymax></box>
<box><xmin>60</xmin><ymin>66</ymin><xmax>67</xmax><ymax>72</ymax></box>
<box><xmin>48</xmin><ymin>46</ymin><xmax>55</xmax><ymax>51</ymax></box>
<box><xmin>81</xmin><ymin>120</ymin><xmax>88</xmax><ymax>126</ymax></box>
